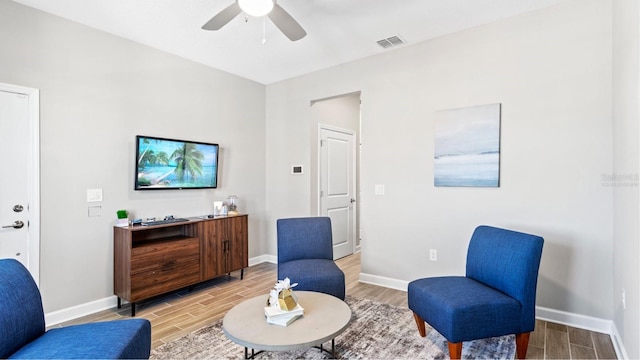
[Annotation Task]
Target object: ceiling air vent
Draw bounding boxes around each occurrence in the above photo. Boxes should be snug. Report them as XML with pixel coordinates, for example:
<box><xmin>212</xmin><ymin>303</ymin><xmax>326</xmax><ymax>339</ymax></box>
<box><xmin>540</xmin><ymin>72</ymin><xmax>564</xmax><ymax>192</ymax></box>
<box><xmin>376</xmin><ymin>35</ymin><xmax>406</xmax><ymax>49</ymax></box>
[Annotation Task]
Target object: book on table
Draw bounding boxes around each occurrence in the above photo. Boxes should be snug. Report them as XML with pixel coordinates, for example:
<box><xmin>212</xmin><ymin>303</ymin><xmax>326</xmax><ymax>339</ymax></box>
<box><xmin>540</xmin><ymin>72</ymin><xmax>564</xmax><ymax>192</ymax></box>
<box><xmin>264</xmin><ymin>304</ymin><xmax>304</xmax><ymax>326</ymax></box>
<box><xmin>266</xmin><ymin>313</ymin><xmax>303</xmax><ymax>326</ymax></box>
<box><xmin>264</xmin><ymin>304</ymin><xmax>304</xmax><ymax>319</ymax></box>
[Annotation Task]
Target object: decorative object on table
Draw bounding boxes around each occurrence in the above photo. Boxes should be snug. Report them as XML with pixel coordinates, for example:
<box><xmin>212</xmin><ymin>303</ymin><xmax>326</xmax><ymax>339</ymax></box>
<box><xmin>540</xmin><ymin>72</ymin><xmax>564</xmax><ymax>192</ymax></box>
<box><xmin>115</xmin><ymin>209</ymin><xmax>129</xmax><ymax>227</ymax></box>
<box><xmin>434</xmin><ymin>103</ymin><xmax>501</xmax><ymax>187</ymax></box>
<box><xmin>264</xmin><ymin>278</ymin><xmax>303</xmax><ymax>326</ymax></box>
<box><xmin>213</xmin><ymin>201</ymin><xmax>226</xmax><ymax>217</ymax></box>
<box><xmin>226</xmin><ymin>195</ymin><xmax>239</xmax><ymax>216</ymax></box>
<box><xmin>268</xmin><ymin>277</ymin><xmax>299</xmax><ymax>311</ymax></box>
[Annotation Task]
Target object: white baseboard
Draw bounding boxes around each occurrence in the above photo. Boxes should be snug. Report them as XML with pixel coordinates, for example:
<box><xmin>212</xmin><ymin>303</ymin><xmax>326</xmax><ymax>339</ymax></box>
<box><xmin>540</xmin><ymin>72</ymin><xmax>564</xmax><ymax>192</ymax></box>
<box><xmin>359</xmin><ymin>272</ymin><xmax>629</xmax><ymax>359</ymax></box>
<box><xmin>609</xmin><ymin>323</ymin><xmax>630</xmax><ymax>360</ymax></box>
<box><xmin>45</xmin><ymin>296</ymin><xmax>117</xmax><ymax>326</ymax></box>
<box><xmin>536</xmin><ymin>306</ymin><xmax>628</xmax><ymax>359</ymax></box>
<box><xmin>250</xmin><ymin>254</ymin><xmax>276</xmax><ymax>266</ymax></box>
<box><xmin>359</xmin><ymin>272</ymin><xmax>408</xmax><ymax>291</ymax></box>
<box><xmin>535</xmin><ymin>306</ymin><xmax>612</xmax><ymax>334</ymax></box>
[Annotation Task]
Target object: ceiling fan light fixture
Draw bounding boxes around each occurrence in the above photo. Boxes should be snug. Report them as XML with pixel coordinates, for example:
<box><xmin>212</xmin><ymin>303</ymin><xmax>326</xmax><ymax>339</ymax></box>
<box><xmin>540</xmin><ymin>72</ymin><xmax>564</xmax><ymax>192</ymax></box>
<box><xmin>238</xmin><ymin>0</ymin><xmax>274</xmax><ymax>17</ymax></box>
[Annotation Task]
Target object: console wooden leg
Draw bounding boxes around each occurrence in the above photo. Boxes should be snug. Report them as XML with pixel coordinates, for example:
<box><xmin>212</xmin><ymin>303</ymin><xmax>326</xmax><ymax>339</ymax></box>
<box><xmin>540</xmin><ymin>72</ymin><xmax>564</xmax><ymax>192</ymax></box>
<box><xmin>448</xmin><ymin>342</ymin><xmax>462</xmax><ymax>360</ymax></box>
<box><xmin>412</xmin><ymin>312</ymin><xmax>426</xmax><ymax>337</ymax></box>
<box><xmin>515</xmin><ymin>332</ymin><xmax>530</xmax><ymax>359</ymax></box>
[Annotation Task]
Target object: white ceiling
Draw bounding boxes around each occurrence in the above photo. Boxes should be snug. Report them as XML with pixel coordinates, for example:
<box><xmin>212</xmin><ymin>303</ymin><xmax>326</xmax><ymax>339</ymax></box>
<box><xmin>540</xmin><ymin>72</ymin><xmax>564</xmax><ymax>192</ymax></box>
<box><xmin>10</xmin><ymin>0</ymin><xmax>569</xmax><ymax>84</ymax></box>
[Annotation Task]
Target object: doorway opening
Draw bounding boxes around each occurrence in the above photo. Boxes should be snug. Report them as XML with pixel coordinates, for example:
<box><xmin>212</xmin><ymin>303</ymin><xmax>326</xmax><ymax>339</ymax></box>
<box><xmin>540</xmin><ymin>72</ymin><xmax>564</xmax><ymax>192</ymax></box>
<box><xmin>310</xmin><ymin>92</ymin><xmax>361</xmax><ymax>259</ymax></box>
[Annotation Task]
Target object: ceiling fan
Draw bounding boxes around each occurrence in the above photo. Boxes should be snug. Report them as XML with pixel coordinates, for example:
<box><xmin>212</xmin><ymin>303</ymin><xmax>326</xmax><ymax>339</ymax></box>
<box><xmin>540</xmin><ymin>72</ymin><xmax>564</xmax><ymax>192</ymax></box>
<box><xmin>202</xmin><ymin>0</ymin><xmax>307</xmax><ymax>41</ymax></box>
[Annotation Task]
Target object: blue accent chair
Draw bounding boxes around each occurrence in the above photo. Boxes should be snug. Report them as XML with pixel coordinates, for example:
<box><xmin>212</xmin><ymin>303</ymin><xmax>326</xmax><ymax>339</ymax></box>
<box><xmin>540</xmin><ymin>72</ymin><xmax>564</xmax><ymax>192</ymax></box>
<box><xmin>277</xmin><ymin>217</ymin><xmax>346</xmax><ymax>300</ymax></box>
<box><xmin>408</xmin><ymin>226</ymin><xmax>544</xmax><ymax>359</ymax></box>
<box><xmin>0</xmin><ymin>259</ymin><xmax>151</xmax><ymax>359</ymax></box>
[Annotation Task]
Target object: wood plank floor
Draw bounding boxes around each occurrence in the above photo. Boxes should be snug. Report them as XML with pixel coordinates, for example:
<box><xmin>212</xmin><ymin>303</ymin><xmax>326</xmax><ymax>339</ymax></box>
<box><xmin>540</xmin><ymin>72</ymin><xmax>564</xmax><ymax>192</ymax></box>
<box><xmin>57</xmin><ymin>253</ymin><xmax>617</xmax><ymax>359</ymax></box>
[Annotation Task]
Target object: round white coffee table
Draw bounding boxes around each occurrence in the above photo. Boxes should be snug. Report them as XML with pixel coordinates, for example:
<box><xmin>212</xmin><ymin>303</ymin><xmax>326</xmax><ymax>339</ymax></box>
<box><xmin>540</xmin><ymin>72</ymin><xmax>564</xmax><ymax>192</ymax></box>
<box><xmin>223</xmin><ymin>291</ymin><xmax>351</xmax><ymax>358</ymax></box>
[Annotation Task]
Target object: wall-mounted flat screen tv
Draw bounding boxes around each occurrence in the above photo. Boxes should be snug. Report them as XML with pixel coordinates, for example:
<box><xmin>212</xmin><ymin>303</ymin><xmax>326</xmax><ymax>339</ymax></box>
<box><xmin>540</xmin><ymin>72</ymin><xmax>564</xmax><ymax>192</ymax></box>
<box><xmin>135</xmin><ymin>135</ymin><xmax>219</xmax><ymax>190</ymax></box>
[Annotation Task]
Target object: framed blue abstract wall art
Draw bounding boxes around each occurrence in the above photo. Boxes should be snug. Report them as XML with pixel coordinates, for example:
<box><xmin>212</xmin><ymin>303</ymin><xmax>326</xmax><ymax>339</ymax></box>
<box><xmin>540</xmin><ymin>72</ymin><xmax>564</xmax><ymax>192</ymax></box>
<box><xmin>434</xmin><ymin>103</ymin><xmax>501</xmax><ymax>187</ymax></box>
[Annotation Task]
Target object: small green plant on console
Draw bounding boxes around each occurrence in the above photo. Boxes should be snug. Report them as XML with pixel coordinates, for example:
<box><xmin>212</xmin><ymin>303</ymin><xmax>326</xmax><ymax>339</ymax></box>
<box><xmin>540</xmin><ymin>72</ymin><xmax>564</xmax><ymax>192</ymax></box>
<box><xmin>116</xmin><ymin>210</ymin><xmax>128</xmax><ymax>219</ymax></box>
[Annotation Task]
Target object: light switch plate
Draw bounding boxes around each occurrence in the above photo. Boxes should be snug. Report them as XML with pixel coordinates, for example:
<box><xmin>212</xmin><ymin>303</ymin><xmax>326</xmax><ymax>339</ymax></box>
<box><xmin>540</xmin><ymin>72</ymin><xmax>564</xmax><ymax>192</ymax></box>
<box><xmin>374</xmin><ymin>184</ymin><xmax>385</xmax><ymax>195</ymax></box>
<box><xmin>87</xmin><ymin>188</ymin><xmax>103</xmax><ymax>202</ymax></box>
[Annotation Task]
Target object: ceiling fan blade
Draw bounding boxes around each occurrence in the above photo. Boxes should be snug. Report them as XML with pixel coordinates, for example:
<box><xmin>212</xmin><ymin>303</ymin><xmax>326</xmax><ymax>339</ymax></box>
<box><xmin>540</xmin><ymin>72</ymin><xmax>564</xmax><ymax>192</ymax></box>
<box><xmin>268</xmin><ymin>4</ymin><xmax>306</xmax><ymax>41</ymax></box>
<box><xmin>202</xmin><ymin>2</ymin><xmax>242</xmax><ymax>30</ymax></box>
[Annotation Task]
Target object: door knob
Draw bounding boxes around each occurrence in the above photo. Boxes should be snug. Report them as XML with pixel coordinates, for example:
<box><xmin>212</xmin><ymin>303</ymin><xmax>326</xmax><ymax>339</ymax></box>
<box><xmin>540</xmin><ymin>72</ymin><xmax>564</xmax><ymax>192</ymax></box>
<box><xmin>2</xmin><ymin>220</ymin><xmax>24</xmax><ymax>229</ymax></box>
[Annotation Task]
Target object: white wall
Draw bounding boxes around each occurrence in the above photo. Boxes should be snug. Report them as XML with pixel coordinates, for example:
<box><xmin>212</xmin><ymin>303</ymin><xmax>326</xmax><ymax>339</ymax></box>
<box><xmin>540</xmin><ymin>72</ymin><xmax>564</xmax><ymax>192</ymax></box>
<box><xmin>0</xmin><ymin>1</ymin><xmax>267</xmax><ymax>312</ymax></box>
<box><xmin>266</xmin><ymin>0</ymin><xmax>615</xmax><ymax>321</ymax></box>
<box><xmin>612</xmin><ymin>0</ymin><xmax>640</xmax><ymax>358</ymax></box>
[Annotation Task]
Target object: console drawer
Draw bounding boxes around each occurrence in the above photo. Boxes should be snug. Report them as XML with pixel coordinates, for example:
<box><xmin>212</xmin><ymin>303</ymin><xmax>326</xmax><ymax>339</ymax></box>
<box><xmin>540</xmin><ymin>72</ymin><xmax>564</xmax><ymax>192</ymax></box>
<box><xmin>130</xmin><ymin>237</ymin><xmax>199</xmax><ymax>275</ymax></box>
<box><xmin>130</xmin><ymin>259</ymin><xmax>200</xmax><ymax>301</ymax></box>
<box><xmin>129</xmin><ymin>237</ymin><xmax>200</xmax><ymax>301</ymax></box>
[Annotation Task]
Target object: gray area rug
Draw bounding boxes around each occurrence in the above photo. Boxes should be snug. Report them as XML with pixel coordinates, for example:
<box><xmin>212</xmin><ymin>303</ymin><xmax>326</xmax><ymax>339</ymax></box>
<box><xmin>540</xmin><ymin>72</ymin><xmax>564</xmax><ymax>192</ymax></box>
<box><xmin>151</xmin><ymin>296</ymin><xmax>515</xmax><ymax>359</ymax></box>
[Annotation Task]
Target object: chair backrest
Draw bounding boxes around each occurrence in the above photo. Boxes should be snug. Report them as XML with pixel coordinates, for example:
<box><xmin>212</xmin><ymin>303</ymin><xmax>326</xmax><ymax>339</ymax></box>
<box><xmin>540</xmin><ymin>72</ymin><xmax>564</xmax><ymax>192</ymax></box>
<box><xmin>465</xmin><ymin>225</ymin><xmax>544</xmax><ymax>331</ymax></box>
<box><xmin>277</xmin><ymin>217</ymin><xmax>333</xmax><ymax>263</ymax></box>
<box><xmin>0</xmin><ymin>259</ymin><xmax>46</xmax><ymax>358</ymax></box>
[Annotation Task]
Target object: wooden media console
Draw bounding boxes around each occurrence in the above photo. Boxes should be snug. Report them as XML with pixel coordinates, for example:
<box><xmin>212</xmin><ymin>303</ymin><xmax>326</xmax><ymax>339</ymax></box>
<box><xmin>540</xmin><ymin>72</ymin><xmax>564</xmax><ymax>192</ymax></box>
<box><xmin>113</xmin><ymin>215</ymin><xmax>248</xmax><ymax>316</ymax></box>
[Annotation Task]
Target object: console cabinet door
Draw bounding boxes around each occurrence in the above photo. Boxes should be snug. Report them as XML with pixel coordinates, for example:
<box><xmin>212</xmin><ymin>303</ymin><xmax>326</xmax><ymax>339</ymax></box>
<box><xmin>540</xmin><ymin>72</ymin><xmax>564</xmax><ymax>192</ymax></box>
<box><xmin>201</xmin><ymin>220</ymin><xmax>225</xmax><ymax>279</ymax></box>
<box><xmin>200</xmin><ymin>216</ymin><xmax>248</xmax><ymax>279</ymax></box>
<box><xmin>226</xmin><ymin>216</ymin><xmax>248</xmax><ymax>273</ymax></box>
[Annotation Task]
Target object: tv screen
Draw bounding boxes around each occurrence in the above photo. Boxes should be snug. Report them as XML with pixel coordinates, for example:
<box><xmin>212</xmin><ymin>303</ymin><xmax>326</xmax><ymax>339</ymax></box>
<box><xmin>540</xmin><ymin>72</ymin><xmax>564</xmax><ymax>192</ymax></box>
<box><xmin>135</xmin><ymin>135</ymin><xmax>219</xmax><ymax>190</ymax></box>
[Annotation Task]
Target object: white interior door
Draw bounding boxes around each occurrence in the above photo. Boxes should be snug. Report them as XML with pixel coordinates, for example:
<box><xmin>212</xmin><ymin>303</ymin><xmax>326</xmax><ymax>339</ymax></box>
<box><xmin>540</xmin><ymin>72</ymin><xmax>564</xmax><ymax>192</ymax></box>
<box><xmin>319</xmin><ymin>126</ymin><xmax>356</xmax><ymax>260</ymax></box>
<box><xmin>0</xmin><ymin>83</ymin><xmax>40</xmax><ymax>284</ymax></box>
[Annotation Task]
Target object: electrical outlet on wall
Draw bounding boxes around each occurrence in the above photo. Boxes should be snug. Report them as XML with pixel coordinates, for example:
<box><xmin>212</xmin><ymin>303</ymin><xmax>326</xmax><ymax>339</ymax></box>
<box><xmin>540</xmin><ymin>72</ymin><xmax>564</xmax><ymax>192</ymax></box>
<box><xmin>429</xmin><ymin>249</ymin><xmax>437</xmax><ymax>261</ymax></box>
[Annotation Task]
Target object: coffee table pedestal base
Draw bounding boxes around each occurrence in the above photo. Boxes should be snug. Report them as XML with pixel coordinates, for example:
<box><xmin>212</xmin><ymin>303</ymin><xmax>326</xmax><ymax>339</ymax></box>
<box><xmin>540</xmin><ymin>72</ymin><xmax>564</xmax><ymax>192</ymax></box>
<box><xmin>243</xmin><ymin>338</ymin><xmax>337</xmax><ymax>359</ymax></box>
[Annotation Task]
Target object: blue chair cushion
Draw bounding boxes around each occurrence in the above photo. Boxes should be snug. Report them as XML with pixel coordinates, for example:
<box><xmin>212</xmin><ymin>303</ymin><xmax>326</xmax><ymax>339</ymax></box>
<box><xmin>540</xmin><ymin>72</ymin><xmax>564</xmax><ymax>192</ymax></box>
<box><xmin>277</xmin><ymin>217</ymin><xmax>333</xmax><ymax>263</ymax></box>
<box><xmin>0</xmin><ymin>260</ymin><xmax>45</xmax><ymax>358</ymax></box>
<box><xmin>408</xmin><ymin>276</ymin><xmax>522</xmax><ymax>343</ymax></box>
<box><xmin>466</xmin><ymin>225</ymin><xmax>543</xmax><ymax>332</ymax></box>
<box><xmin>278</xmin><ymin>259</ymin><xmax>345</xmax><ymax>300</ymax></box>
<box><xmin>9</xmin><ymin>319</ymin><xmax>151</xmax><ymax>359</ymax></box>
<box><xmin>1</xmin><ymin>259</ymin><xmax>151</xmax><ymax>359</ymax></box>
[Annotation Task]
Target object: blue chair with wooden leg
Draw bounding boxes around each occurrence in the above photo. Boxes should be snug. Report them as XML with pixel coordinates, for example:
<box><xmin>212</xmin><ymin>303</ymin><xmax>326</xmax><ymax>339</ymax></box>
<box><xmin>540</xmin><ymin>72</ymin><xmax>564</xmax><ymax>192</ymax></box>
<box><xmin>277</xmin><ymin>217</ymin><xmax>345</xmax><ymax>300</ymax></box>
<box><xmin>408</xmin><ymin>225</ymin><xmax>544</xmax><ymax>359</ymax></box>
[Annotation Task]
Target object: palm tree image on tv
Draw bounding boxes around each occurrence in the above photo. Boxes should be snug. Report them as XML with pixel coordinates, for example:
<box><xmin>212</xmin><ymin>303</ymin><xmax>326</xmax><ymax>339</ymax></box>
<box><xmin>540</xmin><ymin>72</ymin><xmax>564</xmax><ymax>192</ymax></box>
<box><xmin>136</xmin><ymin>148</ymin><xmax>171</xmax><ymax>187</ymax></box>
<box><xmin>170</xmin><ymin>143</ymin><xmax>204</xmax><ymax>181</ymax></box>
<box><xmin>138</xmin><ymin>150</ymin><xmax>170</xmax><ymax>169</ymax></box>
<box><xmin>137</xmin><ymin>137</ymin><xmax>159</xmax><ymax>166</ymax></box>
<box><xmin>136</xmin><ymin>136</ymin><xmax>218</xmax><ymax>189</ymax></box>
